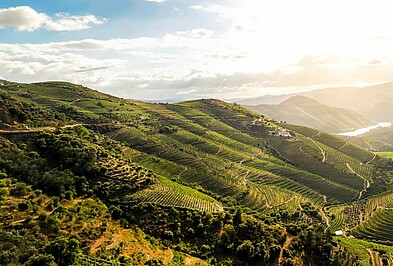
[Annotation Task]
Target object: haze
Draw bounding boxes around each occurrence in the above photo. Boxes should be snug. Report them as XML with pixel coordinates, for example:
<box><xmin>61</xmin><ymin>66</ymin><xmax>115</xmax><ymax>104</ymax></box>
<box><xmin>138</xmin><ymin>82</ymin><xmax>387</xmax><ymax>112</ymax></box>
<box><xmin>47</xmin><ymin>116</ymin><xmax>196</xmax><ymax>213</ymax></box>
<box><xmin>1</xmin><ymin>0</ymin><xmax>393</xmax><ymax>100</ymax></box>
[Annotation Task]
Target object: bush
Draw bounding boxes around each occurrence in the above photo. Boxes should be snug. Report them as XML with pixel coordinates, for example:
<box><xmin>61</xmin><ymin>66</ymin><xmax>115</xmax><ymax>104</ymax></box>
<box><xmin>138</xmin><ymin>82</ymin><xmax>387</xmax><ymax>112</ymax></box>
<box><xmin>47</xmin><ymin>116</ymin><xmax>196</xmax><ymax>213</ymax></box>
<box><xmin>145</xmin><ymin>258</ymin><xmax>164</xmax><ymax>265</ymax></box>
<box><xmin>18</xmin><ymin>201</ymin><xmax>30</xmax><ymax>211</ymax></box>
<box><xmin>26</xmin><ymin>254</ymin><xmax>56</xmax><ymax>266</ymax></box>
<box><xmin>10</xmin><ymin>183</ymin><xmax>29</xmax><ymax>197</ymax></box>
<box><xmin>44</xmin><ymin>237</ymin><xmax>80</xmax><ymax>266</ymax></box>
<box><xmin>0</xmin><ymin>187</ymin><xmax>9</xmax><ymax>201</ymax></box>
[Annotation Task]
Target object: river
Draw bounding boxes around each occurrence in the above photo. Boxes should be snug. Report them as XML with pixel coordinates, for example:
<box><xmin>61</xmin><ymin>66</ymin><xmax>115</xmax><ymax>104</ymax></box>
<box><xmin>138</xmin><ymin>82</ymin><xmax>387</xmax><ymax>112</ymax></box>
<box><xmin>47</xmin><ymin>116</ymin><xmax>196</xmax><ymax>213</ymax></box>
<box><xmin>337</xmin><ymin>122</ymin><xmax>392</xmax><ymax>137</ymax></box>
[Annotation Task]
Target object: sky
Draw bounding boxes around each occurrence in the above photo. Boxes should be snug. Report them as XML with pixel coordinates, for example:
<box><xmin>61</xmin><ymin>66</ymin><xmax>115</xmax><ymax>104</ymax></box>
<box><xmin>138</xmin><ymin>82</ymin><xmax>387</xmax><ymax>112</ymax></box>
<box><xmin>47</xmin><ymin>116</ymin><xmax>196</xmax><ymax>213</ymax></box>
<box><xmin>1</xmin><ymin>0</ymin><xmax>393</xmax><ymax>100</ymax></box>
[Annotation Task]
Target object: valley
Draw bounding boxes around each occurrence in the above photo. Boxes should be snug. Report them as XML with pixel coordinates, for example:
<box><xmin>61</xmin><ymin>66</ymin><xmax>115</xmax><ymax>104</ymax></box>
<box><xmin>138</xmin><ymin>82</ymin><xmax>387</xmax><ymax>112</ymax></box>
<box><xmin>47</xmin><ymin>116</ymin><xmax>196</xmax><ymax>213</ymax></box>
<box><xmin>338</xmin><ymin>123</ymin><xmax>392</xmax><ymax>137</ymax></box>
<box><xmin>0</xmin><ymin>81</ymin><xmax>393</xmax><ymax>265</ymax></box>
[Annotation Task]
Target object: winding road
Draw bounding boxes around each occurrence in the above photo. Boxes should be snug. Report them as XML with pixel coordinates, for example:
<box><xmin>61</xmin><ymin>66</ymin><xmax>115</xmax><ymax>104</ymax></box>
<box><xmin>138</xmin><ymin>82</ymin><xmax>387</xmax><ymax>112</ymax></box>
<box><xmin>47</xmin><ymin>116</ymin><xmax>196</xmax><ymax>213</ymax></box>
<box><xmin>309</xmin><ymin>138</ymin><xmax>326</xmax><ymax>162</ymax></box>
<box><xmin>345</xmin><ymin>163</ymin><xmax>370</xmax><ymax>200</ymax></box>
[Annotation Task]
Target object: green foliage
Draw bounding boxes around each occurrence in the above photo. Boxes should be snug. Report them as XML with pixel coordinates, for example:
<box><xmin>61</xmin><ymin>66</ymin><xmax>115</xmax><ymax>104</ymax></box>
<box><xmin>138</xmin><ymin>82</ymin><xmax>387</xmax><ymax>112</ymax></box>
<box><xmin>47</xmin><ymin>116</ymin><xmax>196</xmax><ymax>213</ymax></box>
<box><xmin>43</xmin><ymin>237</ymin><xmax>81</xmax><ymax>266</ymax></box>
<box><xmin>10</xmin><ymin>182</ymin><xmax>29</xmax><ymax>196</ymax></box>
<box><xmin>26</xmin><ymin>254</ymin><xmax>57</xmax><ymax>266</ymax></box>
<box><xmin>0</xmin><ymin>187</ymin><xmax>9</xmax><ymax>201</ymax></box>
<box><xmin>1</xmin><ymin>80</ymin><xmax>392</xmax><ymax>264</ymax></box>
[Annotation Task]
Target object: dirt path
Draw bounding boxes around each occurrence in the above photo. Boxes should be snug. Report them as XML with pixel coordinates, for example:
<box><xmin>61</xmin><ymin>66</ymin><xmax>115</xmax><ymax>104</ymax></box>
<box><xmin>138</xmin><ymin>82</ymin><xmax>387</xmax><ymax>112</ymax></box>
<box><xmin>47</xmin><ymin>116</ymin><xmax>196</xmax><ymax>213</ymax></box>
<box><xmin>69</xmin><ymin>98</ymin><xmax>81</xmax><ymax>104</ymax></box>
<box><xmin>366</xmin><ymin>154</ymin><xmax>376</xmax><ymax>165</ymax></box>
<box><xmin>312</xmin><ymin>130</ymin><xmax>322</xmax><ymax>138</ymax></box>
<box><xmin>368</xmin><ymin>249</ymin><xmax>376</xmax><ymax>266</ymax></box>
<box><xmin>0</xmin><ymin>123</ymin><xmax>96</xmax><ymax>135</ymax></box>
<box><xmin>320</xmin><ymin>208</ymin><xmax>330</xmax><ymax>232</ymax></box>
<box><xmin>239</xmin><ymin>169</ymin><xmax>250</xmax><ymax>186</ymax></box>
<box><xmin>338</xmin><ymin>141</ymin><xmax>348</xmax><ymax>151</ymax></box>
<box><xmin>363</xmin><ymin>138</ymin><xmax>374</xmax><ymax>151</ymax></box>
<box><xmin>346</xmin><ymin>163</ymin><xmax>370</xmax><ymax>200</ymax></box>
<box><xmin>236</xmin><ymin>149</ymin><xmax>261</xmax><ymax>186</ymax></box>
<box><xmin>215</xmin><ymin>145</ymin><xmax>222</xmax><ymax>155</ymax></box>
<box><xmin>177</xmin><ymin>167</ymin><xmax>188</xmax><ymax>179</ymax></box>
<box><xmin>0</xmin><ymin>122</ymin><xmax>142</xmax><ymax>135</ymax></box>
<box><xmin>278</xmin><ymin>233</ymin><xmax>292</xmax><ymax>265</ymax></box>
<box><xmin>309</xmin><ymin>138</ymin><xmax>326</xmax><ymax>163</ymax></box>
<box><xmin>238</xmin><ymin>149</ymin><xmax>262</xmax><ymax>165</ymax></box>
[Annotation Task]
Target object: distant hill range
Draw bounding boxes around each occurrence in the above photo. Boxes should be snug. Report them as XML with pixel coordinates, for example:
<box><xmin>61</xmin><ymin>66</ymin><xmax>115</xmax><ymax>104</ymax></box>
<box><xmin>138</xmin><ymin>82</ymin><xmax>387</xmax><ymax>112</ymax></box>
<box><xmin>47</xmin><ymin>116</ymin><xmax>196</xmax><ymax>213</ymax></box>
<box><xmin>246</xmin><ymin>95</ymin><xmax>374</xmax><ymax>133</ymax></box>
<box><xmin>341</xmin><ymin>125</ymin><xmax>393</xmax><ymax>152</ymax></box>
<box><xmin>238</xmin><ymin>82</ymin><xmax>393</xmax><ymax>123</ymax></box>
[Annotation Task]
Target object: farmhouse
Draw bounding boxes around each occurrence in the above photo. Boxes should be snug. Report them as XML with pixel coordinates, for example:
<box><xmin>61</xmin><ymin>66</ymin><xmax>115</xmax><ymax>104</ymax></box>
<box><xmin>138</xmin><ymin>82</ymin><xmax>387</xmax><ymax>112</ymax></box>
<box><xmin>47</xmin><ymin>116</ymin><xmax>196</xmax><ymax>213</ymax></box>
<box><xmin>334</xmin><ymin>230</ymin><xmax>344</xmax><ymax>236</ymax></box>
<box><xmin>277</xmin><ymin>128</ymin><xmax>292</xmax><ymax>138</ymax></box>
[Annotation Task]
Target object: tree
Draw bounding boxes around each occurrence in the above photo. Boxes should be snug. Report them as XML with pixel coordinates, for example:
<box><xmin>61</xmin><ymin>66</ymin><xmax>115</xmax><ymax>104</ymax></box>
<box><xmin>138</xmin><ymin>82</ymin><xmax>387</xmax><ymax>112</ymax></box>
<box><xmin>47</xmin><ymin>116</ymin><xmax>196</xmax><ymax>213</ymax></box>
<box><xmin>234</xmin><ymin>208</ymin><xmax>243</xmax><ymax>225</ymax></box>
<box><xmin>44</xmin><ymin>237</ymin><xmax>80</xmax><ymax>266</ymax></box>
<box><xmin>0</xmin><ymin>250</ymin><xmax>18</xmax><ymax>265</ymax></box>
<box><xmin>0</xmin><ymin>187</ymin><xmax>9</xmax><ymax>201</ymax></box>
<box><xmin>10</xmin><ymin>183</ymin><xmax>28</xmax><ymax>196</ymax></box>
<box><xmin>236</xmin><ymin>240</ymin><xmax>255</xmax><ymax>260</ymax></box>
<box><xmin>26</xmin><ymin>254</ymin><xmax>57</xmax><ymax>266</ymax></box>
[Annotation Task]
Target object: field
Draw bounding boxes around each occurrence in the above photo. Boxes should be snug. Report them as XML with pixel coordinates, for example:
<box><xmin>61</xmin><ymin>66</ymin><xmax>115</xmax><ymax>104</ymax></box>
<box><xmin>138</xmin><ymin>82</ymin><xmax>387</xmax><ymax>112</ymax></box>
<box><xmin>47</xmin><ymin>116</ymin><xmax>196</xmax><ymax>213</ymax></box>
<box><xmin>127</xmin><ymin>176</ymin><xmax>224</xmax><ymax>213</ymax></box>
<box><xmin>2</xmin><ymin>81</ymin><xmax>393</xmax><ymax>264</ymax></box>
<box><xmin>336</xmin><ymin>237</ymin><xmax>393</xmax><ymax>266</ymax></box>
<box><xmin>376</xmin><ymin>152</ymin><xmax>393</xmax><ymax>159</ymax></box>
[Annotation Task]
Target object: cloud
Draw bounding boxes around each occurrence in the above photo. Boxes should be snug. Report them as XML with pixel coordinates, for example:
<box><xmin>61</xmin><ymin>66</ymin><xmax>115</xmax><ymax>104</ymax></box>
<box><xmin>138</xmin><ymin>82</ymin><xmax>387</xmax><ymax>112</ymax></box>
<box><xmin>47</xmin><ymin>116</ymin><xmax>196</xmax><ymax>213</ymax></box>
<box><xmin>176</xmin><ymin>89</ymin><xmax>196</xmax><ymax>95</ymax></box>
<box><xmin>45</xmin><ymin>13</ymin><xmax>106</xmax><ymax>31</ymax></box>
<box><xmin>2</xmin><ymin>32</ymin><xmax>393</xmax><ymax>100</ymax></box>
<box><xmin>0</xmin><ymin>6</ymin><xmax>105</xmax><ymax>32</ymax></box>
<box><xmin>145</xmin><ymin>0</ymin><xmax>166</xmax><ymax>2</ymax></box>
<box><xmin>177</xmin><ymin>28</ymin><xmax>214</xmax><ymax>39</ymax></box>
<box><xmin>3</xmin><ymin>1</ymin><xmax>393</xmax><ymax>100</ymax></box>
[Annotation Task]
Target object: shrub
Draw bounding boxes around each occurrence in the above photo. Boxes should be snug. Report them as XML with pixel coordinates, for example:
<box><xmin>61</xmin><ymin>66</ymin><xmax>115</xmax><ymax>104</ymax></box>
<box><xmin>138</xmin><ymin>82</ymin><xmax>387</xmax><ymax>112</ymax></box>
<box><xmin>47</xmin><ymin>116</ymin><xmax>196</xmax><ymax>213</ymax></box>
<box><xmin>0</xmin><ymin>187</ymin><xmax>9</xmax><ymax>201</ymax></box>
<box><xmin>10</xmin><ymin>183</ymin><xmax>29</xmax><ymax>197</ymax></box>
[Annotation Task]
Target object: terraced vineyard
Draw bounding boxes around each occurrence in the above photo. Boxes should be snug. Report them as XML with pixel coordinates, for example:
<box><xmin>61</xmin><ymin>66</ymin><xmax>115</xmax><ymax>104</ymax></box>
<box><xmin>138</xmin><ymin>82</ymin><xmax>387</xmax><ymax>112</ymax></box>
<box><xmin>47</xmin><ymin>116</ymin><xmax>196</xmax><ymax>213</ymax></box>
<box><xmin>127</xmin><ymin>181</ymin><xmax>224</xmax><ymax>213</ymax></box>
<box><xmin>327</xmin><ymin>192</ymin><xmax>393</xmax><ymax>244</ymax></box>
<box><xmin>327</xmin><ymin>206</ymin><xmax>346</xmax><ymax>233</ymax></box>
<box><xmin>3</xmin><ymin>81</ymin><xmax>393</xmax><ymax>264</ymax></box>
<box><xmin>355</xmin><ymin>209</ymin><xmax>393</xmax><ymax>243</ymax></box>
<box><xmin>283</xmin><ymin>124</ymin><xmax>376</xmax><ymax>163</ymax></box>
<box><xmin>337</xmin><ymin>237</ymin><xmax>393</xmax><ymax>265</ymax></box>
<box><xmin>365</xmin><ymin>191</ymin><xmax>393</xmax><ymax>217</ymax></box>
<box><xmin>97</xmin><ymin>155</ymin><xmax>156</xmax><ymax>186</ymax></box>
<box><xmin>242</xmin><ymin>183</ymin><xmax>307</xmax><ymax>212</ymax></box>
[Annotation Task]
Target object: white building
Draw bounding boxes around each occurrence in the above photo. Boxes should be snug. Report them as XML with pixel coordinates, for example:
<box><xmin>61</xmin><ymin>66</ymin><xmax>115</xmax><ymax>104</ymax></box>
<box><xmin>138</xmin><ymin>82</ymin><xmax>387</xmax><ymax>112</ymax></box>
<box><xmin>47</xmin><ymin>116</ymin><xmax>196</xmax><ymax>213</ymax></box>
<box><xmin>334</xmin><ymin>230</ymin><xmax>343</xmax><ymax>236</ymax></box>
<box><xmin>277</xmin><ymin>128</ymin><xmax>291</xmax><ymax>138</ymax></box>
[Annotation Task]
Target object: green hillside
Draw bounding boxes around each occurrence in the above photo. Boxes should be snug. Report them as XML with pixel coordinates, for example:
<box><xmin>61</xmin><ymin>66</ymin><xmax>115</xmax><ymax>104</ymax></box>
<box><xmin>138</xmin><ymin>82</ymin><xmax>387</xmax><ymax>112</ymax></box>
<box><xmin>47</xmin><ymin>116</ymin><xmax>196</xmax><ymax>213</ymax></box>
<box><xmin>246</xmin><ymin>95</ymin><xmax>373</xmax><ymax>133</ymax></box>
<box><xmin>1</xmin><ymin>80</ymin><xmax>393</xmax><ymax>265</ymax></box>
<box><xmin>349</xmin><ymin>126</ymin><xmax>393</xmax><ymax>152</ymax></box>
<box><xmin>239</xmin><ymin>82</ymin><xmax>393</xmax><ymax>123</ymax></box>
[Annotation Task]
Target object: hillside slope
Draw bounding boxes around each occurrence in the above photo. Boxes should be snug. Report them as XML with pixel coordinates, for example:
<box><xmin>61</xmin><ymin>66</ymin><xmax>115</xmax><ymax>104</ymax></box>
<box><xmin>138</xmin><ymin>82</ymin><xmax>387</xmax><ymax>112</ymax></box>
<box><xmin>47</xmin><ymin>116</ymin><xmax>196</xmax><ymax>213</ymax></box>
<box><xmin>341</xmin><ymin>125</ymin><xmax>393</xmax><ymax>152</ymax></box>
<box><xmin>238</xmin><ymin>82</ymin><xmax>393</xmax><ymax>122</ymax></box>
<box><xmin>1</xmin><ymin>80</ymin><xmax>393</xmax><ymax>265</ymax></box>
<box><xmin>246</xmin><ymin>96</ymin><xmax>373</xmax><ymax>133</ymax></box>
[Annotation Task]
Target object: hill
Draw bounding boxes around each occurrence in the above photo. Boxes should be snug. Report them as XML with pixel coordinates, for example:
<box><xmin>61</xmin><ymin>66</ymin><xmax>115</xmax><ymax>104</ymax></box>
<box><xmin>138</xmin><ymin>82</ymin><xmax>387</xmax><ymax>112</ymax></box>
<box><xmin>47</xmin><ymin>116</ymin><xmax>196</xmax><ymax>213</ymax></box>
<box><xmin>305</xmin><ymin>83</ymin><xmax>393</xmax><ymax>122</ymax></box>
<box><xmin>237</xmin><ymin>82</ymin><xmax>393</xmax><ymax>122</ymax></box>
<box><xmin>341</xmin><ymin>125</ymin><xmax>393</xmax><ymax>152</ymax></box>
<box><xmin>246</xmin><ymin>96</ymin><xmax>373</xmax><ymax>133</ymax></box>
<box><xmin>1</xmin><ymin>80</ymin><xmax>393</xmax><ymax>265</ymax></box>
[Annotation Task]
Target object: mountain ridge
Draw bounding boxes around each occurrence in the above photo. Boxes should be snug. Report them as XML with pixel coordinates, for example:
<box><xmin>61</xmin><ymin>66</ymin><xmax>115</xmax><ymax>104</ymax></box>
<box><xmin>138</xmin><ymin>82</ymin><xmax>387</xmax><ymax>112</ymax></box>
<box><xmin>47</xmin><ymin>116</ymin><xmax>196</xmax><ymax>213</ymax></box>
<box><xmin>246</xmin><ymin>95</ymin><xmax>373</xmax><ymax>133</ymax></box>
<box><xmin>237</xmin><ymin>82</ymin><xmax>393</xmax><ymax>123</ymax></box>
<box><xmin>1</xmin><ymin>80</ymin><xmax>393</xmax><ymax>265</ymax></box>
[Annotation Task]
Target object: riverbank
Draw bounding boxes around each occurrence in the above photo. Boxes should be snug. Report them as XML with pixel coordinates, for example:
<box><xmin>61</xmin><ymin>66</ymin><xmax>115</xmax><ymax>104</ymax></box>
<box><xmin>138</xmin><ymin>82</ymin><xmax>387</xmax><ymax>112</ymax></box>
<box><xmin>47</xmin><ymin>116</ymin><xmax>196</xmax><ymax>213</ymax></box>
<box><xmin>338</xmin><ymin>122</ymin><xmax>392</xmax><ymax>137</ymax></box>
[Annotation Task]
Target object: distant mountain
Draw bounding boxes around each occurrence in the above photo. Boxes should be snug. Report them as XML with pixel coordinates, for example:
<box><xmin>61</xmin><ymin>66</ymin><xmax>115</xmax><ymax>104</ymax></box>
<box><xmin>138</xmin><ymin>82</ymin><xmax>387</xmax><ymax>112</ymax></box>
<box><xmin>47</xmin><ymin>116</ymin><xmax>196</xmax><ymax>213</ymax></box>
<box><xmin>246</xmin><ymin>95</ymin><xmax>373</xmax><ymax>133</ymax></box>
<box><xmin>342</xmin><ymin>125</ymin><xmax>393</xmax><ymax>152</ymax></box>
<box><xmin>305</xmin><ymin>83</ymin><xmax>393</xmax><ymax>122</ymax></box>
<box><xmin>234</xmin><ymin>93</ymin><xmax>298</xmax><ymax>105</ymax></box>
<box><xmin>238</xmin><ymin>82</ymin><xmax>393</xmax><ymax>122</ymax></box>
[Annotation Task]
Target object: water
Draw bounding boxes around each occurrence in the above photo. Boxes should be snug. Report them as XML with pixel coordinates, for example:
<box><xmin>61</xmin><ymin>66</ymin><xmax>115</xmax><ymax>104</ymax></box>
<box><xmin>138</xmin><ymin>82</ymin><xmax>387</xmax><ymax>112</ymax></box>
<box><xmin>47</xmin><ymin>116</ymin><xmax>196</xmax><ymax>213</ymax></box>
<box><xmin>338</xmin><ymin>122</ymin><xmax>392</xmax><ymax>137</ymax></box>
